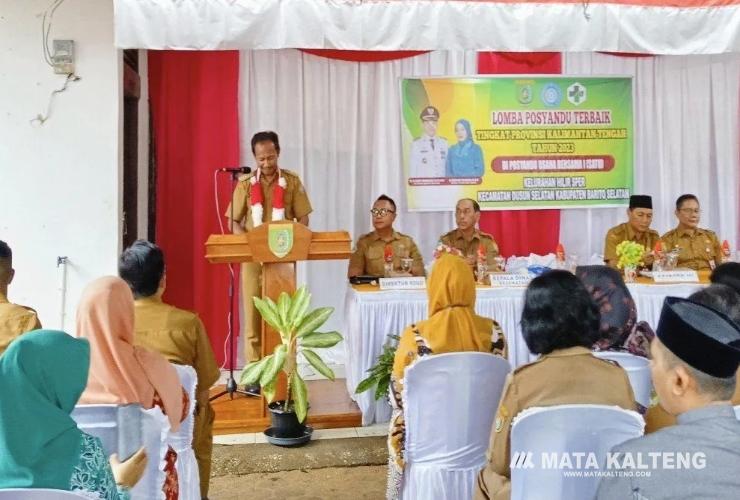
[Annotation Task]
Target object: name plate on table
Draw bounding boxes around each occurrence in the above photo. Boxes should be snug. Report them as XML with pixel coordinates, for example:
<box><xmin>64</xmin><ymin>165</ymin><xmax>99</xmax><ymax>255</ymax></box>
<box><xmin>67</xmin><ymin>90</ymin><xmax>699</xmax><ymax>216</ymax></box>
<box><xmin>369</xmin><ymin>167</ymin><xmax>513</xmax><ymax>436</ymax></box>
<box><xmin>379</xmin><ymin>277</ymin><xmax>426</xmax><ymax>290</ymax></box>
<box><xmin>652</xmin><ymin>270</ymin><xmax>699</xmax><ymax>283</ymax></box>
<box><xmin>489</xmin><ymin>273</ymin><xmax>533</xmax><ymax>287</ymax></box>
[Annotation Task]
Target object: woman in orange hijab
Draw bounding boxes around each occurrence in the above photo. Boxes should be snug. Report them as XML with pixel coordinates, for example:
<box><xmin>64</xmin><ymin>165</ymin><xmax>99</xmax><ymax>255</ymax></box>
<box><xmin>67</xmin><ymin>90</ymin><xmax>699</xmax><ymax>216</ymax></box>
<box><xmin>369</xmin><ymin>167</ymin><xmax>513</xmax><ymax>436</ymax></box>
<box><xmin>76</xmin><ymin>276</ymin><xmax>186</xmax><ymax>499</ymax></box>
<box><xmin>387</xmin><ymin>253</ymin><xmax>507</xmax><ymax>499</ymax></box>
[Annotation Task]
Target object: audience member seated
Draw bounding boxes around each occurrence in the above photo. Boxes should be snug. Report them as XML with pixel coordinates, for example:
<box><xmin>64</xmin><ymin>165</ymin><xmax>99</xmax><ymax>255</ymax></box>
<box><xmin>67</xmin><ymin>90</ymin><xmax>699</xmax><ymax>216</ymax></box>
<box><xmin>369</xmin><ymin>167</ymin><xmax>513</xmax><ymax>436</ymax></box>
<box><xmin>597</xmin><ymin>297</ymin><xmax>740</xmax><ymax>499</ymax></box>
<box><xmin>577</xmin><ymin>265</ymin><xmax>655</xmax><ymax>358</ymax></box>
<box><xmin>0</xmin><ymin>240</ymin><xmax>41</xmax><ymax>356</ymax></box>
<box><xmin>645</xmin><ymin>283</ymin><xmax>740</xmax><ymax>432</ymax></box>
<box><xmin>75</xmin><ymin>276</ymin><xmax>187</xmax><ymax>500</ymax></box>
<box><xmin>119</xmin><ymin>240</ymin><xmax>220</xmax><ymax>499</ymax></box>
<box><xmin>386</xmin><ymin>253</ymin><xmax>506</xmax><ymax>499</ymax></box>
<box><xmin>475</xmin><ymin>270</ymin><xmax>635</xmax><ymax>500</ymax></box>
<box><xmin>0</xmin><ymin>330</ymin><xmax>147</xmax><ymax>499</ymax></box>
<box><xmin>710</xmin><ymin>261</ymin><xmax>740</xmax><ymax>296</ymax></box>
<box><xmin>347</xmin><ymin>194</ymin><xmax>425</xmax><ymax>278</ymax></box>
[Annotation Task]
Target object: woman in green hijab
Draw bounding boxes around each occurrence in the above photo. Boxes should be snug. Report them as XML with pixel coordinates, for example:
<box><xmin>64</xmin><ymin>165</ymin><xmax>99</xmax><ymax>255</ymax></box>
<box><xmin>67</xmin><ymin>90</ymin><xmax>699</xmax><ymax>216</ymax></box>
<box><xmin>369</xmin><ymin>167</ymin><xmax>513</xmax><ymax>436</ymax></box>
<box><xmin>0</xmin><ymin>330</ymin><xmax>146</xmax><ymax>498</ymax></box>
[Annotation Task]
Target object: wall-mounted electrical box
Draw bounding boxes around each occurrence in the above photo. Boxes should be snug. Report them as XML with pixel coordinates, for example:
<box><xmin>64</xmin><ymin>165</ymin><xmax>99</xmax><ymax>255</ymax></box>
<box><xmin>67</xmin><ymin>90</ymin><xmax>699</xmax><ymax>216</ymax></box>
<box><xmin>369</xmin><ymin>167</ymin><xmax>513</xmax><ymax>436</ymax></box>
<box><xmin>52</xmin><ymin>39</ymin><xmax>75</xmax><ymax>75</ymax></box>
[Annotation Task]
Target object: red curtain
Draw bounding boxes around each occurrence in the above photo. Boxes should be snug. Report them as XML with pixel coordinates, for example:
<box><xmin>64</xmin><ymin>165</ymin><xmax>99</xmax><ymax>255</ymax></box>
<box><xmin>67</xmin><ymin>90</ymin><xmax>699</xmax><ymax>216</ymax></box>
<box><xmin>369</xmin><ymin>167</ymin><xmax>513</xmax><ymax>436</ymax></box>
<box><xmin>477</xmin><ymin>52</ymin><xmax>562</xmax><ymax>257</ymax></box>
<box><xmin>148</xmin><ymin>51</ymin><xmax>241</xmax><ymax>366</ymax></box>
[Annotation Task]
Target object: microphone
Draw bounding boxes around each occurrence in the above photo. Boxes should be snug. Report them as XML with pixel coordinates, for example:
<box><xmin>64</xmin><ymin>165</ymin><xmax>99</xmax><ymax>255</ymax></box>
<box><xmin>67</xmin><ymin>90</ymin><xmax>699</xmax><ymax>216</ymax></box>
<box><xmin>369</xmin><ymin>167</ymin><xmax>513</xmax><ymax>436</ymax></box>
<box><xmin>217</xmin><ymin>166</ymin><xmax>252</xmax><ymax>174</ymax></box>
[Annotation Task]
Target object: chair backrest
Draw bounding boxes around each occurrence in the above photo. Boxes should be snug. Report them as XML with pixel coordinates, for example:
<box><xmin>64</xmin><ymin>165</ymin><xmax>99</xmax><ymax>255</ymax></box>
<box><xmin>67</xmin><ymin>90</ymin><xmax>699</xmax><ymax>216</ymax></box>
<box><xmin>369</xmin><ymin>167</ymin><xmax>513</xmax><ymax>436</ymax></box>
<box><xmin>593</xmin><ymin>351</ymin><xmax>652</xmax><ymax>408</ymax></box>
<box><xmin>168</xmin><ymin>364</ymin><xmax>197</xmax><ymax>452</ymax></box>
<box><xmin>0</xmin><ymin>489</ymin><xmax>89</xmax><ymax>499</ymax></box>
<box><xmin>735</xmin><ymin>405</ymin><xmax>740</xmax><ymax>420</ymax></box>
<box><xmin>132</xmin><ymin>405</ymin><xmax>170</xmax><ymax>500</ymax></box>
<box><xmin>510</xmin><ymin>404</ymin><xmax>644</xmax><ymax>500</ymax></box>
<box><xmin>403</xmin><ymin>352</ymin><xmax>511</xmax><ymax>468</ymax></box>
<box><xmin>70</xmin><ymin>404</ymin><xmax>143</xmax><ymax>460</ymax></box>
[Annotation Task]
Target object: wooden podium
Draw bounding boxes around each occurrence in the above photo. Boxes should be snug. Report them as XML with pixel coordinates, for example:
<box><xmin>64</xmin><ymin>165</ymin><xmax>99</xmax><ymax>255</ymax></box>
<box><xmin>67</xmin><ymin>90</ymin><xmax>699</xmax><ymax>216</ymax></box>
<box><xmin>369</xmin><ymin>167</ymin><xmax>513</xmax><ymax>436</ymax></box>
<box><xmin>205</xmin><ymin>222</ymin><xmax>354</xmax><ymax>431</ymax></box>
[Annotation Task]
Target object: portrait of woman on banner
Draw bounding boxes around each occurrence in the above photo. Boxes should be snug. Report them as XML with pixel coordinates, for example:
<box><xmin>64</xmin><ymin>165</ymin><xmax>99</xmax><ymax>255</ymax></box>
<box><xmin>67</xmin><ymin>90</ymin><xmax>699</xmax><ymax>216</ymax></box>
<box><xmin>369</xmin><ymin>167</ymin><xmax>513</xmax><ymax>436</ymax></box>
<box><xmin>445</xmin><ymin>119</ymin><xmax>484</xmax><ymax>178</ymax></box>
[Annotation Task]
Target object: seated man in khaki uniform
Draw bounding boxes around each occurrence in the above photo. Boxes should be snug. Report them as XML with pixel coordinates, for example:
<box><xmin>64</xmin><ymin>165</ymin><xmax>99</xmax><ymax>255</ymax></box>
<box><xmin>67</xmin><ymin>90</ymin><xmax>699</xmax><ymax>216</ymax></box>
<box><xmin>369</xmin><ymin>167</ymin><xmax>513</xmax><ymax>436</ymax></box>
<box><xmin>119</xmin><ymin>240</ymin><xmax>220</xmax><ymax>499</ymax></box>
<box><xmin>661</xmin><ymin>194</ymin><xmax>722</xmax><ymax>271</ymax></box>
<box><xmin>0</xmin><ymin>240</ymin><xmax>41</xmax><ymax>356</ymax></box>
<box><xmin>603</xmin><ymin>194</ymin><xmax>660</xmax><ymax>269</ymax></box>
<box><xmin>438</xmin><ymin>198</ymin><xmax>499</xmax><ymax>271</ymax></box>
<box><xmin>348</xmin><ymin>195</ymin><xmax>425</xmax><ymax>278</ymax></box>
<box><xmin>225</xmin><ymin>131</ymin><xmax>312</xmax><ymax>395</ymax></box>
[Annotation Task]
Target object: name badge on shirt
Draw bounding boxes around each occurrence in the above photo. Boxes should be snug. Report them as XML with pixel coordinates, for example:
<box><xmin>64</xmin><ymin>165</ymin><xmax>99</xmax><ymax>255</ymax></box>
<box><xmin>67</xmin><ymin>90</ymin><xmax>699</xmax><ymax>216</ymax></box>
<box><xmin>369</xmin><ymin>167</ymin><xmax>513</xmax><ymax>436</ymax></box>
<box><xmin>652</xmin><ymin>270</ymin><xmax>700</xmax><ymax>283</ymax></box>
<box><xmin>379</xmin><ymin>277</ymin><xmax>426</xmax><ymax>290</ymax></box>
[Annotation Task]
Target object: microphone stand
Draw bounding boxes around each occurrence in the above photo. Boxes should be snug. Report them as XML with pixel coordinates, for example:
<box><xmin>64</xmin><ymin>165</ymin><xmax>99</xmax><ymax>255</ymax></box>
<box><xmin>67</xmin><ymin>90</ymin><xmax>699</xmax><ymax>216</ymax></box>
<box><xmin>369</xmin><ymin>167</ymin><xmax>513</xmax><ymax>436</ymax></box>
<box><xmin>211</xmin><ymin>168</ymin><xmax>253</xmax><ymax>401</ymax></box>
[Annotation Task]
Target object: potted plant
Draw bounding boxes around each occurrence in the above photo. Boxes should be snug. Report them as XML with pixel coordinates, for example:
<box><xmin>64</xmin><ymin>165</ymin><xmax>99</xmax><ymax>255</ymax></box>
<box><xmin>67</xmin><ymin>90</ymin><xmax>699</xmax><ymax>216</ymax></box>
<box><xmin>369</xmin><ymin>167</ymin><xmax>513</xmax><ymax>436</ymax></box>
<box><xmin>616</xmin><ymin>240</ymin><xmax>645</xmax><ymax>282</ymax></box>
<box><xmin>239</xmin><ymin>286</ymin><xmax>342</xmax><ymax>445</ymax></box>
<box><xmin>355</xmin><ymin>333</ymin><xmax>400</xmax><ymax>401</ymax></box>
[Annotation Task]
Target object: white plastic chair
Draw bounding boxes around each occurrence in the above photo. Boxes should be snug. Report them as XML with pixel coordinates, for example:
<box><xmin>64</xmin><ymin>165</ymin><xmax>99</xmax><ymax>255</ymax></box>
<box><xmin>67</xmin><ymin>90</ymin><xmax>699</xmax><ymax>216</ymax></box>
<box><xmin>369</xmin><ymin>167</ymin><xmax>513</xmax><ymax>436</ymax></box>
<box><xmin>72</xmin><ymin>403</ymin><xmax>169</xmax><ymax>500</ymax></box>
<box><xmin>734</xmin><ymin>405</ymin><xmax>740</xmax><ymax>419</ymax></box>
<box><xmin>510</xmin><ymin>404</ymin><xmax>645</xmax><ymax>500</ymax></box>
<box><xmin>593</xmin><ymin>351</ymin><xmax>652</xmax><ymax>409</ymax></box>
<box><xmin>168</xmin><ymin>364</ymin><xmax>200</xmax><ymax>500</ymax></box>
<box><xmin>0</xmin><ymin>490</ymin><xmax>90</xmax><ymax>499</ymax></box>
<box><xmin>400</xmin><ymin>352</ymin><xmax>511</xmax><ymax>500</ymax></box>
<box><xmin>70</xmin><ymin>404</ymin><xmax>143</xmax><ymax>460</ymax></box>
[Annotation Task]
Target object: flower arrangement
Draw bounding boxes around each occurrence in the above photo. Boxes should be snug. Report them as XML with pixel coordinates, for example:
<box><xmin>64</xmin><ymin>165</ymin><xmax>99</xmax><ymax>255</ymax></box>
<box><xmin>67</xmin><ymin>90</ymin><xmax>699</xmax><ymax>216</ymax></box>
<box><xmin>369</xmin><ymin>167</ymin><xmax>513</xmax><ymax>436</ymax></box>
<box><xmin>616</xmin><ymin>240</ymin><xmax>645</xmax><ymax>269</ymax></box>
<box><xmin>433</xmin><ymin>242</ymin><xmax>463</xmax><ymax>260</ymax></box>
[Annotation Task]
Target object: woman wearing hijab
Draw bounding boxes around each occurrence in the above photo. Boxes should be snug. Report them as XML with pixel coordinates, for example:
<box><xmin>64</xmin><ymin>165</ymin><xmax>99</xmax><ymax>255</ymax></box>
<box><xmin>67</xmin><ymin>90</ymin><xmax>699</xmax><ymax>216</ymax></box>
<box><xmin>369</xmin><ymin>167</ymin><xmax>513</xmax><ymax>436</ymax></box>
<box><xmin>576</xmin><ymin>265</ymin><xmax>654</xmax><ymax>358</ymax></box>
<box><xmin>75</xmin><ymin>276</ymin><xmax>186</xmax><ymax>500</ymax></box>
<box><xmin>445</xmin><ymin>119</ymin><xmax>485</xmax><ymax>178</ymax></box>
<box><xmin>0</xmin><ymin>330</ymin><xmax>147</xmax><ymax>499</ymax></box>
<box><xmin>387</xmin><ymin>253</ymin><xmax>506</xmax><ymax>499</ymax></box>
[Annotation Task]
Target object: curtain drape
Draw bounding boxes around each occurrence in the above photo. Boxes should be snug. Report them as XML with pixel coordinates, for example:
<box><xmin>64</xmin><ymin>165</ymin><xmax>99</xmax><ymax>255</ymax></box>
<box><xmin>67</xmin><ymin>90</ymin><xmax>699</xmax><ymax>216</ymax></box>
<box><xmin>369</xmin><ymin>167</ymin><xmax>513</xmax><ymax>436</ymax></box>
<box><xmin>560</xmin><ymin>52</ymin><xmax>740</xmax><ymax>261</ymax></box>
<box><xmin>148</xmin><ymin>50</ymin><xmax>241</xmax><ymax>366</ymax></box>
<box><xmin>476</xmin><ymin>52</ymin><xmax>563</xmax><ymax>257</ymax></box>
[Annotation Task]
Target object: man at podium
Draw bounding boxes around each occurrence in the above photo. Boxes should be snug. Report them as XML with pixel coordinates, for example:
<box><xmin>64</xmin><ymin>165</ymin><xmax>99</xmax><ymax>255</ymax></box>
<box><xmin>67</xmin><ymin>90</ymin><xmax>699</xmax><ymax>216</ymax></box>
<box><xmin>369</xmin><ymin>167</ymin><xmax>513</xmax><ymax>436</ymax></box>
<box><xmin>225</xmin><ymin>131</ymin><xmax>312</xmax><ymax>394</ymax></box>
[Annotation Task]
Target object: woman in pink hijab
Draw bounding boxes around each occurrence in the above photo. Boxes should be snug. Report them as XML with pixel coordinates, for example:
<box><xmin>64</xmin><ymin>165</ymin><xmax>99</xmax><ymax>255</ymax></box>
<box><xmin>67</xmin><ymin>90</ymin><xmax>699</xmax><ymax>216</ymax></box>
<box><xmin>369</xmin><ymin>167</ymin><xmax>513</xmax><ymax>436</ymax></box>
<box><xmin>76</xmin><ymin>276</ymin><xmax>187</xmax><ymax>499</ymax></box>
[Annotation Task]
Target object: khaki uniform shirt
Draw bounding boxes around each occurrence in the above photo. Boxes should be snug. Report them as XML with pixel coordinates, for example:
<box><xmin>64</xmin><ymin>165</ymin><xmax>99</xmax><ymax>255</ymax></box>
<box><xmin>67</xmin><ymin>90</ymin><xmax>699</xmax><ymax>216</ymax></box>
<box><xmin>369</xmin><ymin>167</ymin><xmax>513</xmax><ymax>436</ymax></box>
<box><xmin>0</xmin><ymin>292</ymin><xmax>41</xmax><ymax>356</ymax></box>
<box><xmin>660</xmin><ymin>227</ymin><xmax>722</xmax><ymax>271</ymax></box>
<box><xmin>348</xmin><ymin>231</ymin><xmax>425</xmax><ymax>277</ymax></box>
<box><xmin>475</xmin><ymin>347</ymin><xmax>635</xmax><ymax>500</ymax></box>
<box><xmin>439</xmin><ymin>229</ymin><xmax>500</xmax><ymax>267</ymax></box>
<box><xmin>225</xmin><ymin>169</ymin><xmax>313</xmax><ymax>230</ymax></box>
<box><xmin>603</xmin><ymin>222</ymin><xmax>660</xmax><ymax>268</ymax></box>
<box><xmin>133</xmin><ymin>296</ymin><xmax>220</xmax><ymax>404</ymax></box>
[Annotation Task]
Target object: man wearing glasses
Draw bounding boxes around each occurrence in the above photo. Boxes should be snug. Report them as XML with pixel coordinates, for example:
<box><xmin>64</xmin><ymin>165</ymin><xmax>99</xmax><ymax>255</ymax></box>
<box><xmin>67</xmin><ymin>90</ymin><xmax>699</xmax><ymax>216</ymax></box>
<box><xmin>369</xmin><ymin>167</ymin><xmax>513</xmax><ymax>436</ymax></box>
<box><xmin>661</xmin><ymin>194</ymin><xmax>723</xmax><ymax>270</ymax></box>
<box><xmin>347</xmin><ymin>194</ymin><xmax>425</xmax><ymax>278</ymax></box>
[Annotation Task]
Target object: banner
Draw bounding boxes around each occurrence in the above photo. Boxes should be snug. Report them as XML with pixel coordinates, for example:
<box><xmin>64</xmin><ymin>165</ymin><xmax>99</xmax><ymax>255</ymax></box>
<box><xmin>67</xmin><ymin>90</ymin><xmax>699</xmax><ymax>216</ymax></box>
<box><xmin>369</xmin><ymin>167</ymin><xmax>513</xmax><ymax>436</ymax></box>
<box><xmin>402</xmin><ymin>76</ymin><xmax>634</xmax><ymax>211</ymax></box>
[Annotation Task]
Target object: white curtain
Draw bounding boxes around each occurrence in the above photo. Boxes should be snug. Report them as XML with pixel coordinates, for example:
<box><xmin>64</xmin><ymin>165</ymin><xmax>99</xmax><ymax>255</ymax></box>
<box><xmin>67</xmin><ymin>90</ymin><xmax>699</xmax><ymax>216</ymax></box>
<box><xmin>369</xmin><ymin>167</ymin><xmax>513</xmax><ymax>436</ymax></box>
<box><xmin>560</xmin><ymin>52</ymin><xmax>740</xmax><ymax>261</ymax></box>
<box><xmin>239</xmin><ymin>50</ymin><xmax>476</xmax><ymax>363</ymax></box>
<box><xmin>239</xmin><ymin>50</ymin><xmax>740</xmax><ymax>365</ymax></box>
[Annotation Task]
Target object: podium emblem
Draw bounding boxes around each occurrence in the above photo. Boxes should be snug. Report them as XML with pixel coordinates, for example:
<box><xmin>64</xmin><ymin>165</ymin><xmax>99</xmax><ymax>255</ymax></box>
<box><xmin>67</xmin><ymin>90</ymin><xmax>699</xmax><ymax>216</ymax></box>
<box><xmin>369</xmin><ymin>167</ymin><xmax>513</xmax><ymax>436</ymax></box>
<box><xmin>268</xmin><ymin>223</ymin><xmax>294</xmax><ymax>258</ymax></box>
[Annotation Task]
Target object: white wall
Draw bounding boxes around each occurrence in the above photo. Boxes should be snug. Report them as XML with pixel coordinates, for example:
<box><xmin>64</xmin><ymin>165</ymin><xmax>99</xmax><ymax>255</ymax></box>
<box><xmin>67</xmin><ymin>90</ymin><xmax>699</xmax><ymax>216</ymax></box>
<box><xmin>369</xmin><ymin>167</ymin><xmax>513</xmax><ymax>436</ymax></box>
<box><xmin>0</xmin><ymin>0</ymin><xmax>122</xmax><ymax>331</ymax></box>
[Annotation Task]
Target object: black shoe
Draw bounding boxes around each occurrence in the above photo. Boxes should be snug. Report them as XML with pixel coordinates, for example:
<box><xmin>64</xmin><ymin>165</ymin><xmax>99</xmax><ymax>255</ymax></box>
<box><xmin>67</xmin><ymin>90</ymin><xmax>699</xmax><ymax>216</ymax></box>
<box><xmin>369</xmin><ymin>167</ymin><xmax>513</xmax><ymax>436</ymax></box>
<box><xmin>244</xmin><ymin>384</ymin><xmax>261</xmax><ymax>396</ymax></box>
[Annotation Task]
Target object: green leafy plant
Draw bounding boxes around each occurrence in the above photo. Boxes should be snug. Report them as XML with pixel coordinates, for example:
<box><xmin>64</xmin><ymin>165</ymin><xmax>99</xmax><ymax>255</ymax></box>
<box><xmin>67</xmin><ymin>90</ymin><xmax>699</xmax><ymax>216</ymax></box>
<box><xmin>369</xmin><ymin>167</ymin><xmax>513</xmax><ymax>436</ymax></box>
<box><xmin>238</xmin><ymin>286</ymin><xmax>342</xmax><ymax>423</ymax></box>
<box><xmin>616</xmin><ymin>240</ymin><xmax>645</xmax><ymax>269</ymax></box>
<box><xmin>355</xmin><ymin>334</ymin><xmax>400</xmax><ymax>401</ymax></box>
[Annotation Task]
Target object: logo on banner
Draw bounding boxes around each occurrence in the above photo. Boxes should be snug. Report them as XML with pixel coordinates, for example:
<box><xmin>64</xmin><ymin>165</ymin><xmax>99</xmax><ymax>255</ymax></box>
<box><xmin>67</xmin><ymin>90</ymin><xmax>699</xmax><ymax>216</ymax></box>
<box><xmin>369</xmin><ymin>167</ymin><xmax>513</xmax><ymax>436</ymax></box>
<box><xmin>516</xmin><ymin>82</ymin><xmax>534</xmax><ymax>104</ymax></box>
<box><xmin>540</xmin><ymin>83</ymin><xmax>562</xmax><ymax>107</ymax></box>
<box><xmin>268</xmin><ymin>223</ymin><xmax>294</xmax><ymax>258</ymax></box>
<box><xmin>567</xmin><ymin>82</ymin><xmax>587</xmax><ymax>106</ymax></box>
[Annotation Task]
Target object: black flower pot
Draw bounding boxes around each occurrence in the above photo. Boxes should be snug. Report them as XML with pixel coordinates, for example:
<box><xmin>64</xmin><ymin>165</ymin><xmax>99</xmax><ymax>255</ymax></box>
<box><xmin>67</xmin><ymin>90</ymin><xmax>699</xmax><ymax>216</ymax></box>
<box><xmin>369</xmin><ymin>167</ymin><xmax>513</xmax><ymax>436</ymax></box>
<box><xmin>265</xmin><ymin>400</ymin><xmax>312</xmax><ymax>446</ymax></box>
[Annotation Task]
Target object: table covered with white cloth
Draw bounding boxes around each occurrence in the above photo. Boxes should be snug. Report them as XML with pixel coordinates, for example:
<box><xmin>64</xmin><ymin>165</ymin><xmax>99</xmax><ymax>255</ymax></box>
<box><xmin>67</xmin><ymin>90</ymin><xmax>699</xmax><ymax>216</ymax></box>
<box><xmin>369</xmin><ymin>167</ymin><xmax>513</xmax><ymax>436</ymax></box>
<box><xmin>344</xmin><ymin>281</ymin><xmax>705</xmax><ymax>425</ymax></box>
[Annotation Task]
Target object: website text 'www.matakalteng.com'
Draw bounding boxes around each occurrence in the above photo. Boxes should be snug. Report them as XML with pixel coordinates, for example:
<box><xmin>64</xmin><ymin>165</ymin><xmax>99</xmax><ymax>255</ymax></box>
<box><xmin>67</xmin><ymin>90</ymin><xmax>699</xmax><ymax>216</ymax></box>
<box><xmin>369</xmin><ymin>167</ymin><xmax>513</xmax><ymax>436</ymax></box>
<box><xmin>510</xmin><ymin>451</ymin><xmax>707</xmax><ymax>478</ymax></box>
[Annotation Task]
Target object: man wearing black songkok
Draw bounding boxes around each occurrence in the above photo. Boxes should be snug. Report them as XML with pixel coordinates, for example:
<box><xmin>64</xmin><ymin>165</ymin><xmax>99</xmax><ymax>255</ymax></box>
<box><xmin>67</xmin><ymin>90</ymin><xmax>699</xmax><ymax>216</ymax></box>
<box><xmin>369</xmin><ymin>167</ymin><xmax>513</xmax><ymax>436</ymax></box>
<box><xmin>597</xmin><ymin>296</ymin><xmax>740</xmax><ymax>499</ymax></box>
<box><xmin>603</xmin><ymin>195</ymin><xmax>661</xmax><ymax>269</ymax></box>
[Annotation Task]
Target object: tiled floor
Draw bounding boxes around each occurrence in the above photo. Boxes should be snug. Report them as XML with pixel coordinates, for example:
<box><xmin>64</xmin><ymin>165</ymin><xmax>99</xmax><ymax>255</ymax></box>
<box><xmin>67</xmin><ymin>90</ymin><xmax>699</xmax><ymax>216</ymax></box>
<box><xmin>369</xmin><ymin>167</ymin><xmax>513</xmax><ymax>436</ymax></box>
<box><xmin>213</xmin><ymin>421</ymin><xmax>388</xmax><ymax>445</ymax></box>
